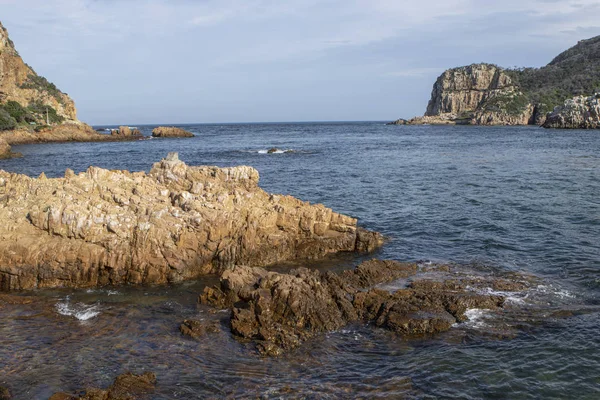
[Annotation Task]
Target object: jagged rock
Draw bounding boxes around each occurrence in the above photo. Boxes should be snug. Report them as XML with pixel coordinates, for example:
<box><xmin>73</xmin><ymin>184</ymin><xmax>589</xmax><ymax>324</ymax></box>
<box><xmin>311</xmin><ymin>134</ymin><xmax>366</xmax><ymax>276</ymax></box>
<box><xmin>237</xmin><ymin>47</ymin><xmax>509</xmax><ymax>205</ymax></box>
<box><xmin>0</xmin><ymin>22</ymin><xmax>78</xmax><ymax>122</ymax></box>
<box><xmin>1</xmin><ymin>123</ymin><xmax>141</xmax><ymax>146</ymax></box>
<box><xmin>0</xmin><ymin>154</ymin><xmax>382</xmax><ymax>290</ymax></box>
<box><xmin>543</xmin><ymin>93</ymin><xmax>600</xmax><ymax>129</ymax></box>
<box><xmin>200</xmin><ymin>260</ymin><xmax>520</xmax><ymax>355</ymax></box>
<box><xmin>0</xmin><ymin>138</ymin><xmax>21</xmax><ymax>159</ymax></box>
<box><xmin>111</xmin><ymin>126</ymin><xmax>142</xmax><ymax>137</ymax></box>
<box><xmin>49</xmin><ymin>371</ymin><xmax>156</xmax><ymax>400</ymax></box>
<box><xmin>151</xmin><ymin>126</ymin><xmax>194</xmax><ymax>138</ymax></box>
<box><xmin>179</xmin><ymin>319</ymin><xmax>220</xmax><ymax>338</ymax></box>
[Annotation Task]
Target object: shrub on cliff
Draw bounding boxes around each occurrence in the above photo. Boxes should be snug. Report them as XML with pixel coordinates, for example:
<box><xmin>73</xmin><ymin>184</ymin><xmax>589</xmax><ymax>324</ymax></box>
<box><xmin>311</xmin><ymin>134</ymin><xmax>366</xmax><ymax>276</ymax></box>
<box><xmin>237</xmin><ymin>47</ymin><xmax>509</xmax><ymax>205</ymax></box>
<box><xmin>0</xmin><ymin>108</ymin><xmax>17</xmax><ymax>130</ymax></box>
<box><xmin>3</xmin><ymin>100</ymin><xmax>34</xmax><ymax>124</ymax></box>
<box><xmin>27</xmin><ymin>101</ymin><xmax>64</xmax><ymax>124</ymax></box>
<box><xmin>506</xmin><ymin>35</ymin><xmax>600</xmax><ymax>113</ymax></box>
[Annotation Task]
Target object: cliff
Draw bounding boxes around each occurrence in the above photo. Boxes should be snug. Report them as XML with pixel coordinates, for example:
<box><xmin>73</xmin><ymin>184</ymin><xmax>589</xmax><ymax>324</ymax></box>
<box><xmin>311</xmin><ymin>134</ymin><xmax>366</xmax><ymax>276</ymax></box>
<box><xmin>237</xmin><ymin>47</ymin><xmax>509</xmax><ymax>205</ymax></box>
<box><xmin>393</xmin><ymin>34</ymin><xmax>600</xmax><ymax>126</ymax></box>
<box><xmin>0</xmin><ymin>153</ymin><xmax>383</xmax><ymax>290</ymax></box>
<box><xmin>0</xmin><ymin>21</ymin><xmax>78</xmax><ymax>125</ymax></box>
<box><xmin>542</xmin><ymin>93</ymin><xmax>600</xmax><ymax>129</ymax></box>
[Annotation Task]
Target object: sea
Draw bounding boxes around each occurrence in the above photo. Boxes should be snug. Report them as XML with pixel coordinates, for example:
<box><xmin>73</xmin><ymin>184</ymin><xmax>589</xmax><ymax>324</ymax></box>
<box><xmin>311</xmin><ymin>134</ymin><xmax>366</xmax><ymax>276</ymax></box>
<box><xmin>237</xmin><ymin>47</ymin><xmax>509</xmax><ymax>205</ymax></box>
<box><xmin>1</xmin><ymin>122</ymin><xmax>599</xmax><ymax>399</ymax></box>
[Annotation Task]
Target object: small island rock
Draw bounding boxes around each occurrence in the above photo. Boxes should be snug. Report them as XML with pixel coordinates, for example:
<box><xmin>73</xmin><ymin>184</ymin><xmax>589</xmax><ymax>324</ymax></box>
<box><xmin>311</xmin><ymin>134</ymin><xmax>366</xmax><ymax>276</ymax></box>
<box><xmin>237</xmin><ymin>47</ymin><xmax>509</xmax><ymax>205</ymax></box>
<box><xmin>152</xmin><ymin>126</ymin><xmax>194</xmax><ymax>138</ymax></box>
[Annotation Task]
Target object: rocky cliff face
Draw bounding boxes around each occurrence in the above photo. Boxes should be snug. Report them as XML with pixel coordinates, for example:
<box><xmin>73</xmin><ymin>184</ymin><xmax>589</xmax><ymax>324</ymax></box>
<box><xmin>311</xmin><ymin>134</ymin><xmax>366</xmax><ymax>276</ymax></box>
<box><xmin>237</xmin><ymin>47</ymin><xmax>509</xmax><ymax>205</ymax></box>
<box><xmin>0</xmin><ymin>153</ymin><xmax>382</xmax><ymax>290</ymax></box>
<box><xmin>425</xmin><ymin>64</ymin><xmax>513</xmax><ymax>116</ymax></box>
<box><xmin>417</xmin><ymin>64</ymin><xmax>537</xmax><ymax>126</ymax></box>
<box><xmin>393</xmin><ymin>34</ymin><xmax>600</xmax><ymax>127</ymax></box>
<box><xmin>543</xmin><ymin>93</ymin><xmax>600</xmax><ymax>129</ymax></box>
<box><xmin>0</xmin><ymin>21</ymin><xmax>78</xmax><ymax>123</ymax></box>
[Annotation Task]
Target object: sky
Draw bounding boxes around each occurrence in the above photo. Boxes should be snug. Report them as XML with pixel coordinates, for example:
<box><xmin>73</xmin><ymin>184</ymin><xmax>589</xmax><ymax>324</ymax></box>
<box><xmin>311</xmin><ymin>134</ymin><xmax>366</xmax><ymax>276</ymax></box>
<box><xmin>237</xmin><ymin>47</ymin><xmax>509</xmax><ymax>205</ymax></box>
<box><xmin>1</xmin><ymin>0</ymin><xmax>600</xmax><ymax>124</ymax></box>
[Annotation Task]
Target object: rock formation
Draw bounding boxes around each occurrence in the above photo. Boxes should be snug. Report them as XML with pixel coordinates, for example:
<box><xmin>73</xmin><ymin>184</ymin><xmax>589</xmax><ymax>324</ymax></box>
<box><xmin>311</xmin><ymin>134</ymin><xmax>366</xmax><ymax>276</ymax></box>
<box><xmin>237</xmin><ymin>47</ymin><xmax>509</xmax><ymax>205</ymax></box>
<box><xmin>152</xmin><ymin>126</ymin><xmax>194</xmax><ymax>138</ymax></box>
<box><xmin>394</xmin><ymin>64</ymin><xmax>536</xmax><ymax>126</ymax></box>
<box><xmin>391</xmin><ymin>35</ymin><xmax>600</xmax><ymax>126</ymax></box>
<box><xmin>543</xmin><ymin>93</ymin><xmax>600</xmax><ymax>129</ymax></box>
<box><xmin>0</xmin><ymin>153</ymin><xmax>382</xmax><ymax>290</ymax></box>
<box><xmin>200</xmin><ymin>259</ymin><xmax>529</xmax><ymax>356</ymax></box>
<box><xmin>49</xmin><ymin>372</ymin><xmax>156</xmax><ymax>400</ymax></box>
<box><xmin>0</xmin><ymin>22</ymin><xmax>78</xmax><ymax>123</ymax></box>
<box><xmin>0</xmin><ymin>138</ymin><xmax>21</xmax><ymax>159</ymax></box>
<box><xmin>111</xmin><ymin>126</ymin><xmax>142</xmax><ymax>137</ymax></box>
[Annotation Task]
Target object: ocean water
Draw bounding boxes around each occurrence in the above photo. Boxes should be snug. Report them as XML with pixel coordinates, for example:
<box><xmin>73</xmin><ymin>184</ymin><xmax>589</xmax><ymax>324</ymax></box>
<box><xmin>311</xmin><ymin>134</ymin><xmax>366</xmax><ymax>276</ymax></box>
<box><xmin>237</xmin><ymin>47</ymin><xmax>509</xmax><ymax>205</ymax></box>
<box><xmin>1</xmin><ymin>122</ymin><xmax>599</xmax><ymax>399</ymax></box>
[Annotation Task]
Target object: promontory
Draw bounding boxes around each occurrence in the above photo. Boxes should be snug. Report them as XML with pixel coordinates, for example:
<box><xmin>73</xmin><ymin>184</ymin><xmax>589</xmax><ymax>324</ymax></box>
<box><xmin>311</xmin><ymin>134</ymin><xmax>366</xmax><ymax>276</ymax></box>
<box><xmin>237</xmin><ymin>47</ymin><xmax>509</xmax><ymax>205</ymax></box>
<box><xmin>0</xmin><ymin>21</ymin><xmax>142</xmax><ymax>159</ymax></box>
<box><xmin>390</xmin><ymin>35</ymin><xmax>600</xmax><ymax>128</ymax></box>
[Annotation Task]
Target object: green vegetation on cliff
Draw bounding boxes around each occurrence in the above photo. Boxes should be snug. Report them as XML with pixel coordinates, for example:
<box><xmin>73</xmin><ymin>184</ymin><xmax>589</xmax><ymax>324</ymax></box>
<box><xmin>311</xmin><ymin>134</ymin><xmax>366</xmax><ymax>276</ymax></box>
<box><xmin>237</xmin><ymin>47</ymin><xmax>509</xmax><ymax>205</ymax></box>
<box><xmin>507</xmin><ymin>35</ymin><xmax>600</xmax><ymax>114</ymax></box>
<box><xmin>0</xmin><ymin>100</ymin><xmax>64</xmax><ymax>131</ymax></box>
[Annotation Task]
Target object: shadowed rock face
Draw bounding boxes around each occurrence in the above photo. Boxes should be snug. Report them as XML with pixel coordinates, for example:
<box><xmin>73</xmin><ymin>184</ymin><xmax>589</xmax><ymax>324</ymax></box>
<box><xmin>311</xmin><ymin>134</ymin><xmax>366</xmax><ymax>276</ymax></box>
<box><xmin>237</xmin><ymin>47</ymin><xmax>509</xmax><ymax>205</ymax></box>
<box><xmin>49</xmin><ymin>372</ymin><xmax>156</xmax><ymax>400</ymax></box>
<box><xmin>199</xmin><ymin>260</ymin><xmax>525</xmax><ymax>356</ymax></box>
<box><xmin>0</xmin><ymin>154</ymin><xmax>383</xmax><ymax>290</ymax></box>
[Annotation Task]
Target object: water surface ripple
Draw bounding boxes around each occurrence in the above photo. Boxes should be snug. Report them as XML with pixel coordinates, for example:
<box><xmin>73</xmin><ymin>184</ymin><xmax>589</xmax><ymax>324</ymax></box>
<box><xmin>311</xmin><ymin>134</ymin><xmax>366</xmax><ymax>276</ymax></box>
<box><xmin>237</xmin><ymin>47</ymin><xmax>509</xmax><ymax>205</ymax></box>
<box><xmin>1</xmin><ymin>123</ymin><xmax>599</xmax><ymax>398</ymax></box>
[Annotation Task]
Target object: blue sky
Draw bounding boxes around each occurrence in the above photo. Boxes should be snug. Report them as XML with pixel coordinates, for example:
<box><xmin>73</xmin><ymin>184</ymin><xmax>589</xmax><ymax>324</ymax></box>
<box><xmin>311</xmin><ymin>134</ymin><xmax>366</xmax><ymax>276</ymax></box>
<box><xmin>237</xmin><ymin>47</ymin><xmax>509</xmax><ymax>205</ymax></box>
<box><xmin>1</xmin><ymin>0</ymin><xmax>599</xmax><ymax>124</ymax></box>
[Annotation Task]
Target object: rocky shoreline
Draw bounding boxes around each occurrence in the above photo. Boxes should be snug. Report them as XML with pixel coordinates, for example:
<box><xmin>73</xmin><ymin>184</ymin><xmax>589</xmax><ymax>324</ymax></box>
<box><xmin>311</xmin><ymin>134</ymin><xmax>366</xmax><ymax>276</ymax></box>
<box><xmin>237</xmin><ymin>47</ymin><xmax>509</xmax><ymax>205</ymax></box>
<box><xmin>0</xmin><ymin>152</ymin><xmax>382</xmax><ymax>290</ymax></box>
<box><xmin>195</xmin><ymin>259</ymin><xmax>532</xmax><ymax>356</ymax></box>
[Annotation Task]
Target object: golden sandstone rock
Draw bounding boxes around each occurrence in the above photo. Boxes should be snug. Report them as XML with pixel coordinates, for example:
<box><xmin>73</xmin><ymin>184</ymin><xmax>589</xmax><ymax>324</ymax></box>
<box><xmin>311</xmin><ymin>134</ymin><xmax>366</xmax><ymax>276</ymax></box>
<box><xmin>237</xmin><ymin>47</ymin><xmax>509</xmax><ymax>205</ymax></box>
<box><xmin>152</xmin><ymin>126</ymin><xmax>194</xmax><ymax>138</ymax></box>
<box><xmin>0</xmin><ymin>153</ymin><xmax>382</xmax><ymax>290</ymax></box>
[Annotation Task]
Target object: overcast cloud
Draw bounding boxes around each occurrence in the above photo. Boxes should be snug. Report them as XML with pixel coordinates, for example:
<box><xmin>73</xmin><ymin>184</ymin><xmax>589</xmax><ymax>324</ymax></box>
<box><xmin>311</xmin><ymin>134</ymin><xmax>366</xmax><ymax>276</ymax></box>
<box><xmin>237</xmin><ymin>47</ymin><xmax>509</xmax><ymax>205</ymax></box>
<box><xmin>1</xmin><ymin>0</ymin><xmax>598</xmax><ymax>124</ymax></box>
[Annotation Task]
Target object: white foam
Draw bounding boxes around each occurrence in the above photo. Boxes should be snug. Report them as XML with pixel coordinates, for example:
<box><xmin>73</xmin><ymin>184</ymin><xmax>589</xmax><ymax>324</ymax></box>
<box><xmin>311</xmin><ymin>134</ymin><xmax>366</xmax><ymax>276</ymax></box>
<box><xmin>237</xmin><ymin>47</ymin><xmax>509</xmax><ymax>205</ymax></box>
<box><xmin>535</xmin><ymin>284</ymin><xmax>575</xmax><ymax>299</ymax></box>
<box><xmin>453</xmin><ymin>308</ymin><xmax>490</xmax><ymax>329</ymax></box>
<box><xmin>476</xmin><ymin>287</ymin><xmax>527</xmax><ymax>304</ymax></box>
<box><xmin>56</xmin><ymin>297</ymin><xmax>101</xmax><ymax>321</ymax></box>
<box><xmin>257</xmin><ymin>149</ymin><xmax>293</xmax><ymax>154</ymax></box>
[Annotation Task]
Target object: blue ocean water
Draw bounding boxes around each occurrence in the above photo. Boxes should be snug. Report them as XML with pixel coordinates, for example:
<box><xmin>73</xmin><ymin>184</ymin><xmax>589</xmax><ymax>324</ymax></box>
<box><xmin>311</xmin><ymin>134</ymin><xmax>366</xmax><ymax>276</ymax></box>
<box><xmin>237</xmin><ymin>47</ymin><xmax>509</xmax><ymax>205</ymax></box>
<box><xmin>1</xmin><ymin>122</ymin><xmax>599</xmax><ymax>398</ymax></box>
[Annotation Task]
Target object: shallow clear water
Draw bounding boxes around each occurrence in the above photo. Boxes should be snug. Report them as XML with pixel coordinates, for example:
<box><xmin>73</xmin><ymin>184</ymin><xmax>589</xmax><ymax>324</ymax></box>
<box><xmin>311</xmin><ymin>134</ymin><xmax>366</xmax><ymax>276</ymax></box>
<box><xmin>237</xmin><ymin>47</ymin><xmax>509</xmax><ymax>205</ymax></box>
<box><xmin>1</xmin><ymin>122</ymin><xmax>599</xmax><ymax>398</ymax></box>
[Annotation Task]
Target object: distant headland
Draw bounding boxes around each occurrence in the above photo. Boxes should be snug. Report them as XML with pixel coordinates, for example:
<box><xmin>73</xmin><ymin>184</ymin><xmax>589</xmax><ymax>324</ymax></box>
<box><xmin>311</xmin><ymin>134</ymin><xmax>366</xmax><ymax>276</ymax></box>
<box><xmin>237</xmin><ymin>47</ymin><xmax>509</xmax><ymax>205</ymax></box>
<box><xmin>389</xmin><ymin>36</ymin><xmax>600</xmax><ymax>128</ymax></box>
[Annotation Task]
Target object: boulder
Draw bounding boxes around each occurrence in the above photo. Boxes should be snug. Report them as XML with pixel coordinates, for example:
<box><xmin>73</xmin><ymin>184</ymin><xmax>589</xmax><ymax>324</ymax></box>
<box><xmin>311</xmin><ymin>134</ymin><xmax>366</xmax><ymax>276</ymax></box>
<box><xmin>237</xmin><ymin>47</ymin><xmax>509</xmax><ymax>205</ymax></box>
<box><xmin>0</xmin><ymin>138</ymin><xmax>22</xmax><ymax>159</ymax></box>
<box><xmin>49</xmin><ymin>371</ymin><xmax>156</xmax><ymax>400</ymax></box>
<box><xmin>543</xmin><ymin>93</ymin><xmax>600</xmax><ymax>129</ymax></box>
<box><xmin>199</xmin><ymin>259</ymin><xmax>525</xmax><ymax>355</ymax></box>
<box><xmin>0</xmin><ymin>153</ymin><xmax>382</xmax><ymax>290</ymax></box>
<box><xmin>111</xmin><ymin>126</ymin><xmax>142</xmax><ymax>137</ymax></box>
<box><xmin>151</xmin><ymin>126</ymin><xmax>194</xmax><ymax>138</ymax></box>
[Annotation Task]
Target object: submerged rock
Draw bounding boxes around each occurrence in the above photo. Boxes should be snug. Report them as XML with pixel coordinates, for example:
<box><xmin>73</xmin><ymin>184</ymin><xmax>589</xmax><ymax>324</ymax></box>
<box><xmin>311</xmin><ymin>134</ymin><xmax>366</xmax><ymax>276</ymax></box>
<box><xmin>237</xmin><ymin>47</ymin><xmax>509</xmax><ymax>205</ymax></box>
<box><xmin>0</xmin><ymin>386</ymin><xmax>10</xmax><ymax>400</ymax></box>
<box><xmin>179</xmin><ymin>319</ymin><xmax>220</xmax><ymax>339</ymax></box>
<box><xmin>151</xmin><ymin>126</ymin><xmax>194</xmax><ymax>138</ymax></box>
<box><xmin>49</xmin><ymin>371</ymin><xmax>156</xmax><ymax>400</ymax></box>
<box><xmin>200</xmin><ymin>259</ymin><xmax>523</xmax><ymax>356</ymax></box>
<box><xmin>543</xmin><ymin>93</ymin><xmax>600</xmax><ymax>129</ymax></box>
<box><xmin>0</xmin><ymin>154</ymin><xmax>382</xmax><ymax>290</ymax></box>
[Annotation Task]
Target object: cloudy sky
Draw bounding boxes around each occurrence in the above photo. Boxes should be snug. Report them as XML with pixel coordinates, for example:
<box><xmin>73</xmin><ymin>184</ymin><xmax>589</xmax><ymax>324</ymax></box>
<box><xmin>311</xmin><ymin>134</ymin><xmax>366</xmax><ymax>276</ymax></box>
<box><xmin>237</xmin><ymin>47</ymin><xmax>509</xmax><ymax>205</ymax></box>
<box><xmin>1</xmin><ymin>0</ymin><xmax>599</xmax><ymax>124</ymax></box>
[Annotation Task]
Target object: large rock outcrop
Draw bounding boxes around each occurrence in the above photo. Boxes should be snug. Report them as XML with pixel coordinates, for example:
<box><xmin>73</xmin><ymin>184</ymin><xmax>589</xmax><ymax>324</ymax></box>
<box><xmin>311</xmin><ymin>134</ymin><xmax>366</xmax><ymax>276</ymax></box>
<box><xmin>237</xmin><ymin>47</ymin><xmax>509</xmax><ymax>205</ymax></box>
<box><xmin>425</xmin><ymin>64</ymin><xmax>514</xmax><ymax>116</ymax></box>
<box><xmin>402</xmin><ymin>64</ymin><xmax>537</xmax><ymax>126</ymax></box>
<box><xmin>0</xmin><ymin>21</ymin><xmax>78</xmax><ymax>123</ymax></box>
<box><xmin>391</xmin><ymin>35</ymin><xmax>600</xmax><ymax>126</ymax></box>
<box><xmin>543</xmin><ymin>93</ymin><xmax>600</xmax><ymax>129</ymax></box>
<box><xmin>152</xmin><ymin>126</ymin><xmax>194</xmax><ymax>138</ymax></box>
<box><xmin>0</xmin><ymin>153</ymin><xmax>382</xmax><ymax>290</ymax></box>
<box><xmin>199</xmin><ymin>259</ymin><xmax>529</xmax><ymax>356</ymax></box>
